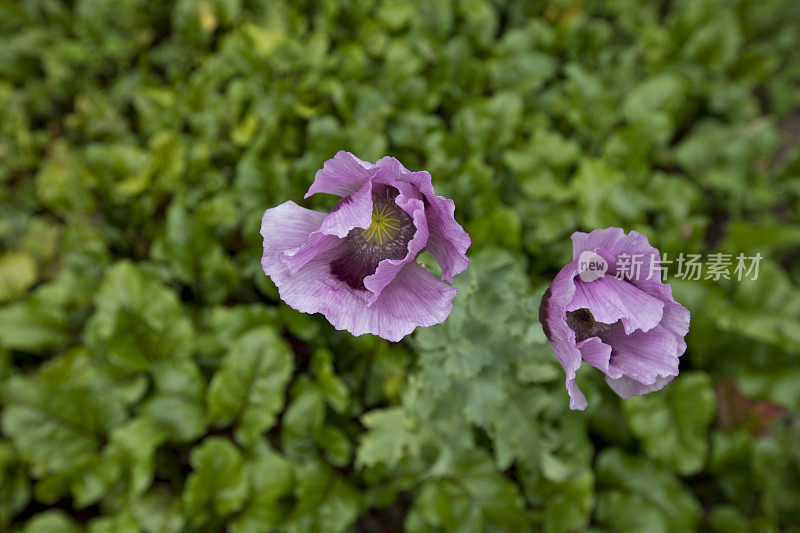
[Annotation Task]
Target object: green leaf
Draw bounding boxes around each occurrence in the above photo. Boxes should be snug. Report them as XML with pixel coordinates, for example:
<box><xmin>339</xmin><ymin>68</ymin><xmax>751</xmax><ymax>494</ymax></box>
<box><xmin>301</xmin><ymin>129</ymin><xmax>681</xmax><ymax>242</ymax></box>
<box><xmin>595</xmin><ymin>449</ymin><xmax>702</xmax><ymax>532</ymax></box>
<box><xmin>536</xmin><ymin>470</ymin><xmax>595</xmax><ymax>533</ymax></box>
<box><xmin>207</xmin><ymin>327</ymin><xmax>294</xmax><ymax>447</ymax></box>
<box><xmin>752</xmin><ymin>421</ymin><xmax>800</xmax><ymax>522</ymax></box>
<box><xmin>311</xmin><ymin>348</ymin><xmax>350</xmax><ymax>414</ymax></box>
<box><xmin>284</xmin><ymin>460</ymin><xmax>362</xmax><ymax>533</ymax></box>
<box><xmin>197</xmin><ymin>304</ymin><xmax>280</xmax><ymax>359</ymax></box>
<box><xmin>622</xmin><ymin>73</ymin><xmax>685</xmax><ymax>123</ymax></box>
<box><xmin>106</xmin><ymin>417</ymin><xmax>168</xmax><ymax>500</ymax></box>
<box><xmin>1</xmin><ymin>375</ymin><xmax>126</xmax><ymax>475</ymax></box>
<box><xmin>130</xmin><ymin>488</ymin><xmax>186</xmax><ymax>533</ymax></box>
<box><xmin>22</xmin><ymin>510</ymin><xmax>81</xmax><ymax>533</ymax></box>
<box><xmin>34</xmin><ymin>140</ymin><xmax>95</xmax><ymax>214</ymax></box>
<box><xmin>318</xmin><ymin>425</ymin><xmax>352</xmax><ymax>468</ymax></box>
<box><xmin>490</xmin><ymin>51</ymin><xmax>557</xmax><ymax>93</ymax></box>
<box><xmin>138</xmin><ymin>360</ymin><xmax>207</xmax><ymax>442</ymax></box>
<box><xmin>230</xmin><ymin>449</ymin><xmax>294</xmax><ymax>533</ymax></box>
<box><xmin>624</xmin><ymin>371</ymin><xmax>716</xmax><ymax>475</ymax></box>
<box><xmin>357</xmin><ymin>408</ymin><xmax>421</xmax><ymax>470</ymax></box>
<box><xmin>466</xmin><ymin>207</ymin><xmax>522</xmax><ymax>250</ymax></box>
<box><xmin>406</xmin><ymin>450</ymin><xmax>526</xmax><ymax>532</ymax></box>
<box><xmin>0</xmin><ymin>251</ymin><xmax>37</xmax><ymax>302</ymax></box>
<box><xmin>0</xmin><ymin>301</ymin><xmax>68</xmax><ymax>352</ymax></box>
<box><xmin>84</xmin><ymin>261</ymin><xmax>194</xmax><ymax>371</ymax></box>
<box><xmin>708</xmin><ymin>505</ymin><xmax>768</xmax><ymax>533</ymax></box>
<box><xmin>0</xmin><ymin>440</ymin><xmax>30</xmax><ymax>529</ymax></box>
<box><xmin>280</xmin><ymin>380</ymin><xmax>326</xmax><ymax>460</ymax></box>
<box><xmin>87</xmin><ymin>510</ymin><xmax>140</xmax><ymax>533</ymax></box>
<box><xmin>150</xmin><ymin>196</ymin><xmax>239</xmax><ymax>303</ymax></box>
<box><xmin>183</xmin><ymin>437</ymin><xmax>250</xmax><ymax>525</ymax></box>
<box><xmin>66</xmin><ymin>456</ymin><xmax>122</xmax><ymax>508</ymax></box>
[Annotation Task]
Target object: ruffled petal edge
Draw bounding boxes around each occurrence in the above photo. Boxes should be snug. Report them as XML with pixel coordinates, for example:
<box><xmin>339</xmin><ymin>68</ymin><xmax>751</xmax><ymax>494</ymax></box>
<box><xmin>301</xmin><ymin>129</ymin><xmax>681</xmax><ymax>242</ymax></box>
<box><xmin>375</xmin><ymin>157</ymin><xmax>470</xmax><ymax>284</ymax></box>
<box><xmin>541</xmin><ymin>260</ymin><xmax>587</xmax><ymax>410</ymax></box>
<box><xmin>305</xmin><ymin>151</ymin><xmax>377</xmax><ymax>199</ymax></box>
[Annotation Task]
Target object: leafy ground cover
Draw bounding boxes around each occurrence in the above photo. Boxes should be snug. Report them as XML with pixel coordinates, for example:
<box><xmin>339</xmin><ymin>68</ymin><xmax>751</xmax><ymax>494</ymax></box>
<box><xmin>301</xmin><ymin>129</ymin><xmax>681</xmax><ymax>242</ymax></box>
<box><xmin>1</xmin><ymin>0</ymin><xmax>800</xmax><ymax>531</ymax></box>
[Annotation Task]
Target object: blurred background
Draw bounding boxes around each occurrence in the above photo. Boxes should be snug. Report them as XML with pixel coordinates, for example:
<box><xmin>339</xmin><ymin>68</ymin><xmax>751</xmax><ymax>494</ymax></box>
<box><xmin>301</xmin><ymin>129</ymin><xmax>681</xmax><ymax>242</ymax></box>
<box><xmin>1</xmin><ymin>0</ymin><xmax>800</xmax><ymax>531</ymax></box>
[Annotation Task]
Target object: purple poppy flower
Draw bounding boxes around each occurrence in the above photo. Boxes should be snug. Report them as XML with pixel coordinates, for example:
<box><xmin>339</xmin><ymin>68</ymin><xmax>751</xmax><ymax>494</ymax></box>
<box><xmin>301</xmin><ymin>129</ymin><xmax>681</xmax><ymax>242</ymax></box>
<box><xmin>260</xmin><ymin>151</ymin><xmax>470</xmax><ymax>342</ymax></box>
<box><xmin>539</xmin><ymin>228</ymin><xmax>690</xmax><ymax>410</ymax></box>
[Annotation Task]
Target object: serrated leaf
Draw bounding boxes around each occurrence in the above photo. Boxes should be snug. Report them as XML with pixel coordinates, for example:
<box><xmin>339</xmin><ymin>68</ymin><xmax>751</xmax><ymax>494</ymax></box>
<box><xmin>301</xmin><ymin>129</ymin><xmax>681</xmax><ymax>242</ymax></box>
<box><xmin>357</xmin><ymin>408</ymin><xmax>421</xmax><ymax>470</ymax></box>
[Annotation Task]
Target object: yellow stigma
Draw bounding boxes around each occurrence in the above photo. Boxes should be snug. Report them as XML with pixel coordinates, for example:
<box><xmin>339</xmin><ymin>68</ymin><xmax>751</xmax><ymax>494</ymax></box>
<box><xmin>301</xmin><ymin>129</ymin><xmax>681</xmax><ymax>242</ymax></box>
<box><xmin>362</xmin><ymin>204</ymin><xmax>401</xmax><ymax>244</ymax></box>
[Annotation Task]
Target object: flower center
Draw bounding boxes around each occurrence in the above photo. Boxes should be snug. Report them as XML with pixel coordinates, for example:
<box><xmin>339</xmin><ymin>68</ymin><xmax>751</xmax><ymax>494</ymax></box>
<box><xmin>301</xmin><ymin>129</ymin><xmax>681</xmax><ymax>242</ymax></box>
<box><xmin>362</xmin><ymin>203</ymin><xmax>403</xmax><ymax>245</ymax></box>
<box><xmin>330</xmin><ymin>186</ymin><xmax>416</xmax><ymax>291</ymax></box>
<box><xmin>566</xmin><ymin>308</ymin><xmax>616</xmax><ymax>342</ymax></box>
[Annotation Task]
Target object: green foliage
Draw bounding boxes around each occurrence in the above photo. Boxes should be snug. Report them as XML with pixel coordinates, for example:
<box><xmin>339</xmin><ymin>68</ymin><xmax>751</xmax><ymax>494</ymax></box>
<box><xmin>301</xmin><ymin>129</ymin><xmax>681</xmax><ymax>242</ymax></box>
<box><xmin>594</xmin><ymin>449</ymin><xmax>702</xmax><ymax>532</ymax></box>
<box><xmin>1</xmin><ymin>0</ymin><xmax>800</xmax><ymax>531</ymax></box>
<box><xmin>207</xmin><ymin>327</ymin><xmax>294</xmax><ymax>447</ymax></box>
<box><xmin>84</xmin><ymin>261</ymin><xmax>195</xmax><ymax>372</ymax></box>
<box><xmin>624</xmin><ymin>371</ymin><xmax>717</xmax><ymax>475</ymax></box>
<box><xmin>183</xmin><ymin>437</ymin><xmax>250</xmax><ymax>525</ymax></box>
<box><xmin>0</xmin><ymin>441</ymin><xmax>30</xmax><ymax>530</ymax></box>
<box><xmin>0</xmin><ymin>253</ymin><xmax>38</xmax><ymax>303</ymax></box>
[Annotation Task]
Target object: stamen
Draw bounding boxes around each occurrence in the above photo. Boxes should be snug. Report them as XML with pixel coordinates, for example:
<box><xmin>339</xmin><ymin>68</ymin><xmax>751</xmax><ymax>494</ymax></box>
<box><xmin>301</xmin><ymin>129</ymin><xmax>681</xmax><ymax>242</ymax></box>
<box><xmin>362</xmin><ymin>203</ymin><xmax>403</xmax><ymax>245</ymax></box>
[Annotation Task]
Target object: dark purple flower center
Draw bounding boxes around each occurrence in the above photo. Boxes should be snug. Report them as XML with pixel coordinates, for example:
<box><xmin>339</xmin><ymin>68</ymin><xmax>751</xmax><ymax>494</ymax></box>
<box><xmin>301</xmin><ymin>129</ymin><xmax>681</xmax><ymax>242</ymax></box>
<box><xmin>330</xmin><ymin>186</ymin><xmax>415</xmax><ymax>290</ymax></box>
<box><xmin>566</xmin><ymin>308</ymin><xmax>617</xmax><ymax>342</ymax></box>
